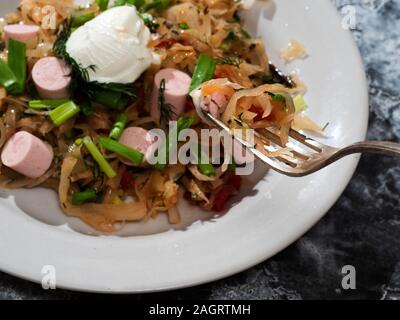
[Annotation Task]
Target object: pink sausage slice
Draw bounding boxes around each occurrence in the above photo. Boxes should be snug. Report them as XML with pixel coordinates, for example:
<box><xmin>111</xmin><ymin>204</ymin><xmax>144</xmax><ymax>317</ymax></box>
<box><xmin>200</xmin><ymin>92</ymin><xmax>229</xmax><ymax>118</ymax></box>
<box><xmin>1</xmin><ymin>131</ymin><xmax>54</xmax><ymax>179</ymax></box>
<box><xmin>151</xmin><ymin>68</ymin><xmax>192</xmax><ymax>121</ymax></box>
<box><xmin>32</xmin><ymin>57</ymin><xmax>71</xmax><ymax>100</ymax></box>
<box><xmin>4</xmin><ymin>24</ymin><xmax>40</xmax><ymax>46</ymax></box>
<box><xmin>119</xmin><ymin>127</ymin><xmax>154</xmax><ymax>166</ymax></box>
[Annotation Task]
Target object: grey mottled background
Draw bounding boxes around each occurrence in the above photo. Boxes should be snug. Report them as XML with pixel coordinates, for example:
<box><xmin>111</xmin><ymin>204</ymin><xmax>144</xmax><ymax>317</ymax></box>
<box><xmin>1</xmin><ymin>0</ymin><xmax>400</xmax><ymax>300</ymax></box>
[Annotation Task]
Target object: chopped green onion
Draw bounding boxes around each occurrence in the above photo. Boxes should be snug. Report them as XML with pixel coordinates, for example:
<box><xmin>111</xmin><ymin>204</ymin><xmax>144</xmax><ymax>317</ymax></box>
<box><xmin>75</xmin><ymin>138</ymin><xmax>83</xmax><ymax>146</ymax></box>
<box><xmin>114</xmin><ymin>0</ymin><xmax>145</xmax><ymax>8</ymax></box>
<box><xmin>92</xmin><ymin>90</ymin><xmax>129</xmax><ymax>111</ymax></box>
<box><xmin>83</xmin><ymin>136</ymin><xmax>117</xmax><ymax>178</ymax></box>
<box><xmin>139</xmin><ymin>12</ymin><xmax>159</xmax><ymax>32</ymax></box>
<box><xmin>49</xmin><ymin>101</ymin><xmax>80</xmax><ymax>126</ymax></box>
<box><xmin>154</xmin><ymin>116</ymin><xmax>194</xmax><ymax>171</ymax></box>
<box><xmin>8</xmin><ymin>39</ymin><xmax>27</xmax><ymax>95</ymax></box>
<box><xmin>270</xmin><ymin>93</ymin><xmax>285</xmax><ymax>103</ymax></box>
<box><xmin>109</xmin><ymin>114</ymin><xmax>129</xmax><ymax>140</ymax></box>
<box><xmin>189</xmin><ymin>53</ymin><xmax>217</xmax><ymax>92</ymax></box>
<box><xmin>28</xmin><ymin>99</ymin><xmax>69</xmax><ymax>110</ymax></box>
<box><xmin>220</xmin><ymin>31</ymin><xmax>236</xmax><ymax>52</ymax></box>
<box><xmin>72</xmin><ymin>189</ymin><xmax>97</xmax><ymax>205</ymax></box>
<box><xmin>99</xmin><ymin>137</ymin><xmax>144</xmax><ymax>165</ymax></box>
<box><xmin>194</xmin><ymin>145</ymin><xmax>216</xmax><ymax>177</ymax></box>
<box><xmin>80</xmin><ymin>100</ymin><xmax>94</xmax><ymax>116</ymax></box>
<box><xmin>141</xmin><ymin>0</ymin><xmax>170</xmax><ymax>12</ymax></box>
<box><xmin>0</xmin><ymin>59</ymin><xmax>21</xmax><ymax>94</ymax></box>
<box><xmin>178</xmin><ymin>22</ymin><xmax>189</xmax><ymax>30</ymax></box>
<box><xmin>71</xmin><ymin>12</ymin><xmax>96</xmax><ymax>28</ymax></box>
<box><xmin>293</xmin><ymin>95</ymin><xmax>308</xmax><ymax>113</ymax></box>
<box><xmin>96</xmin><ymin>0</ymin><xmax>109</xmax><ymax>11</ymax></box>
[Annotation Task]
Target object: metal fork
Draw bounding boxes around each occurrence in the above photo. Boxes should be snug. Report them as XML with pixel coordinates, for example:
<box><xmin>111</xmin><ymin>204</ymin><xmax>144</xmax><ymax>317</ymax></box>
<box><xmin>204</xmin><ymin>61</ymin><xmax>400</xmax><ymax>177</ymax></box>
<box><xmin>205</xmin><ymin>112</ymin><xmax>400</xmax><ymax>177</ymax></box>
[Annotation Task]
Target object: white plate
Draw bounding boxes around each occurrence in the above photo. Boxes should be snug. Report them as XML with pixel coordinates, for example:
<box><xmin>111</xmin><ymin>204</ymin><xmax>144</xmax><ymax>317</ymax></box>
<box><xmin>0</xmin><ymin>0</ymin><xmax>368</xmax><ymax>293</ymax></box>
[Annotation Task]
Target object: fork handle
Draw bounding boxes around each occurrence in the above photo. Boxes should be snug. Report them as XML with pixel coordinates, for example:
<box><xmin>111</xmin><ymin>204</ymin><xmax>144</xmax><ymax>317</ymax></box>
<box><xmin>339</xmin><ymin>141</ymin><xmax>400</xmax><ymax>158</ymax></box>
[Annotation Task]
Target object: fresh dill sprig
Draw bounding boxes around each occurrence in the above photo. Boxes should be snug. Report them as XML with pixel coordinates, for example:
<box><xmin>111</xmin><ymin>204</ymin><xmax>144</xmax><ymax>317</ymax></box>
<box><xmin>215</xmin><ymin>55</ymin><xmax>243</xmax><ymax>68</ymax></box>
<box><xmin>87</xmin><ymin>81</ymin><xmax>137</xmax><ymax>99</ymax></box>
<box><xmin>53</xmin><ymin>20</ymin><xmax>137</xmax><ymax>108</ymax></box>
<box><xmin>158</xmin><ymin>78</ymin><xmax>176</xmax><ymax>124</ymax></box>
<box><xmin>53</xmin><ymin>20</ymin><xmax>95</xmax><ymax>85</ymax></box>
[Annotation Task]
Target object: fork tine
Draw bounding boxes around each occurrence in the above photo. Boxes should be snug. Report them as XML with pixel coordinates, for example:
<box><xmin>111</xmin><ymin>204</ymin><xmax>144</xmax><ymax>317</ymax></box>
<box><xmin>204</xmin><ymin>112</ymin><xmax>303</xmax><ymax>168</ymax></box>
<box><xmin>289</xmin><ymin>129</ymin><xmax>323</xmax><ymax>153</ymax></box>
<box><xmin>204</xmin><ymin>112</ymin><xmax>309</xmax><ymax>173</ymax></box>
<box><xmin>257</xmin><ymin>129</ymin><xmax>310</xmax><ymax>161</ymax></box>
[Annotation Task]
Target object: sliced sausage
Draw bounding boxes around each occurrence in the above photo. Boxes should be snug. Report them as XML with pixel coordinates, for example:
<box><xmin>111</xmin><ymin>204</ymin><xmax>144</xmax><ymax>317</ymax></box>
<box><xmin>32</xmin><ymin>57</ymin><xmax>71</xmax><ymax>100</ymax></box>
<box><xmin>151</xmin><ymin>68</ymin><xmax>192</xmax><ymax>122</ymax></box>
<box><xmin>118</xmin><ymin>127</ymin><xmax>154</xmax><ymax>166</ymax></box>
<box><xmin>4</xmin><ymin>24</ymin><xmax>40</xmax><ymax>47</ymax></box>
<box><xmin>1</xmin><ymin>131</ymin><xmax>54</xmax><ymax>179</ymax></box>
<box><xmin>200</xmin><ymin>92</ymin><xmax>229</xmax><ymax>118</ymax></box>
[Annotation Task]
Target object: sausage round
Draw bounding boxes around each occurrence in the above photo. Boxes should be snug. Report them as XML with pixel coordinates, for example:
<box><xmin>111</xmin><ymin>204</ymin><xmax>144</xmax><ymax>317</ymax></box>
<box><xmin>32</xmin><ymin>57</ymin><xmax>72</xmax><ymax>100</ymax></box>
<box><xmin>151</xmin><ymin>68</ymin><xmax>191</xmax><ymax>122</ymax></box>
<box><xmin>1</xmin><ymin>131</ymin><xmax>54</xmax><ymax>179</ymax></box>
<box><xmin>4</xmin><ymin>24</ymin><xmax>40</xmax><ymax>47</ymax></box>
<box><xmin>118</xmin><ymin>127</ymin><xmax>154</xmax><ymax>166</ymax></box>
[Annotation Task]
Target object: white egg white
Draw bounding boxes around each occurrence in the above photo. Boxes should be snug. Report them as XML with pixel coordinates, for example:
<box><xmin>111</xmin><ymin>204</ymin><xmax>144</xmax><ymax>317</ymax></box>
<box><xmin>66</xmin><ymin>6</ymin><xmax>158</xmax><ymax>84</ymax></box>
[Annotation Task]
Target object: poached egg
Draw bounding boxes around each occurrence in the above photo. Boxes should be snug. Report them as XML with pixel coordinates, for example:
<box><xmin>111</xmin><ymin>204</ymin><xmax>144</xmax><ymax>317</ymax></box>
<box><xmin>66</xmin><ymin>6</ymin><xmax>157</xmax><ymax>84</ymax></box>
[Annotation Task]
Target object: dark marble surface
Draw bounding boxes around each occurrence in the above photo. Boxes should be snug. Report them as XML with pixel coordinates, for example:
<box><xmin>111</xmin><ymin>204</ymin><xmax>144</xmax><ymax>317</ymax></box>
<box><xmin>1</xmin><ymin>0</ymin><xmax>400</xmax><ymax>300</ymax></box>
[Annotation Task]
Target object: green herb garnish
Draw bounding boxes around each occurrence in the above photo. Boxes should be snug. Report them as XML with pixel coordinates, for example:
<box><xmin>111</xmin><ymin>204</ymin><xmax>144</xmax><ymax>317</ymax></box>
<box><xmin>71</xmin><ymin>12</ymin><xmax>95</xmax><ymax>28</ymax></box>
<box><xmin>99</xmin><ymin>137</ymin><xmax>144</xmax><ymax>165</ymax></box>
<box><xmin>193</xmin><ymin>145</ymin><xmax>216</xmax><ymax>177</ymax></box>
<box><xmin>215</xmin><ymin>54</ymin><xmax>243</xmax><ymax>68</ymax></box>
<box><xmin>189</xmin><ymin>53</ymin><xmax>217</xmax><ymax>92</ymax></box>
<box><xmin>141</xmin><ymin>0</ymin><xmax>171</xmax><ymax>12</ymax></box>
<box><xmin>178</xmin><ymin>22</ymin><xmax>189</xmax><ymax>30</ymax></box>
<box><xmin>0</xmin><ymin>59</ymin><xmax>20</xmax><ymax>94</ymax></box>
<box><xmin>83</xmin><ymin>136</ymin><xmax>117</xmax><ymax>178</ymax></box>
<box><xmin>49</xmin><ymin>101</ymin><xmax>80</xmax><ymax>126</ymax></box>
<box><xmin>53</xmin><ymin>21</ymin><xmax>137</xmax><ymax>110</ymax></box>
<box><xmin>154</xmin><ymin>116</ymin><xmax>194</xmax><ymax>171</ymax></box>
<box><xmin>114</xmin><ymin>0</ymin><xmax>145</xmax><ymax>8</ymax></box>
<box><xmin>158</xmin><ymin>78</ymin><xmax>176</xmax><ymax>124</ymax></box>
<box><xmin>139</xmin><ymin>12</ymin><xmax>159</xmax><ymax>32</ymax></box>
<box><xmin>72</xmin><ymin>189</ymin><xmax>97</xmax><ymax>205</ymax></box>
<box><xmin>109</xmin><ymin>114</ymin><xmax>129</xmax><ymax>141</ymax></box>
<box><xmin>7</xmin><ymin>39</ymin><xmax>26</xmax><ymax>95</ymax></box>
<box><xmin>29</xmin><ymin>99</ymin><xmax>69</xmax><ymax>110</ymax></box>
<box><xmin>96</xmin><ymin>0</ymin><xmax>109</xmax><ymax>11</ymax></box>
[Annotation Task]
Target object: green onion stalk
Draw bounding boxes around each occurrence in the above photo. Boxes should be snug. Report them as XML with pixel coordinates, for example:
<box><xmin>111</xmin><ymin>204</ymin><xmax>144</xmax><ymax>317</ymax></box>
<box><xmin>99</xmin><ymin>137</ymin><xmax>144</xmax><ymax>166</ymax></box>
<box><xmin>189</xmin><ymin>53</ymin><xmax>217</xmax><ymax>92</ymax></box>
<box><xmin>83</xmin><ymin>136</ymin><xmax>117</xmax><ymax>178</ymax></box>
<box><xmin>154</xmin><ymin>116</ymin><xmax>194</xmax><ymax>171</ymax></box>
<box><xmin>49</xmin><ymin>101</ymin><xmax>80</xmax><ymax>126</ymax></box>
<box><xmin>72</xmin><ymin>189</ymin><xmax>97</xmax><ymax>205</ymax></box>
<box><xmin>109</xmin><ymin>114</ymin><xmax>129</xmax><ymax>140</ymax></box>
